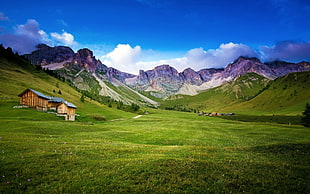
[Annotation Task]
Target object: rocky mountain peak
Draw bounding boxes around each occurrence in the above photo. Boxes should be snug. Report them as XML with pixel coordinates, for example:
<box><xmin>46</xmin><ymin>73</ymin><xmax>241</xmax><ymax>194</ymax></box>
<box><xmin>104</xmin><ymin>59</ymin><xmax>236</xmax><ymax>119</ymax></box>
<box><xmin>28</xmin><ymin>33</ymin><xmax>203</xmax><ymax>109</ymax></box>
<box><xmin>36</xmin><ymin>44</ymin><xmax>51</xmax><ymax>50</ymax></box>
<box><xmin>77</xmin><ymin>48</ymin><xmax>94</xmax><ymax>59</ymax></box>
<box><xmin>233</xmin><ymin>56</ymin><xmax>261</xmax><ymax>64</ymax></box>
<box><xmin>24</xmin><ymin>44</ymin><xmax>74</xmax><ymax>65</ymax></box>
<box><xmin>68</xmin><ymin>48</ymin><xmax>105</xmax><ymax>73</ymax></box>
<box><xmin>182</xmin><ymin>67</ymin><xmax>196</xmax><ymax>73</ymax></box>
<box><xmin>153</xmin><ymin>65</ymin><xmax>179</xmax><ymax>76</ymax></box>
<box><xmin>181</xmin><ymin>68</ymin><xmax>203</xmax><ymax>85</ymax></box>
<box><xmin>224</xmin><ymin>56</ymin><xmax>274</xmax><ymax>79</ymax></box>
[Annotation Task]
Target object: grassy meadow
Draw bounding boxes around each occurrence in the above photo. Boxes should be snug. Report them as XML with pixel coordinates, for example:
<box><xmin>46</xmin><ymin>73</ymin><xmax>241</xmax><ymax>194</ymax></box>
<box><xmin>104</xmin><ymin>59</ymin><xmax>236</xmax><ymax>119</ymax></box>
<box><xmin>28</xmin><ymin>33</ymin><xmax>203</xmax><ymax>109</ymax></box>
<box><xmin>1</xmin><ymin>54</ymin><xmax>309</xmax><ymax>193</ymax></box>
<box><xmin>1</xmin><ymin>100</ymin><xmax>309</xmax><ymax>193</ymax></box>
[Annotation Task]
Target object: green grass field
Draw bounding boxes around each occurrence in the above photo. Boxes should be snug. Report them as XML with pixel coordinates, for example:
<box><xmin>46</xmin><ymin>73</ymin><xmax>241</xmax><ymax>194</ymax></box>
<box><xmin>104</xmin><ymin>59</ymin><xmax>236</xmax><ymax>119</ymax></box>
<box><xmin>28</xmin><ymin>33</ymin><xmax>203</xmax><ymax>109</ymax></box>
<box><xmin>1</xmin><ymin>53</ymin><xmax>309</xmax><ymax>193</ymax></box>
<box><xmin>1</xmin><ymin>99</ymin><xmax>309</xmax><ymax>193</ymax></box>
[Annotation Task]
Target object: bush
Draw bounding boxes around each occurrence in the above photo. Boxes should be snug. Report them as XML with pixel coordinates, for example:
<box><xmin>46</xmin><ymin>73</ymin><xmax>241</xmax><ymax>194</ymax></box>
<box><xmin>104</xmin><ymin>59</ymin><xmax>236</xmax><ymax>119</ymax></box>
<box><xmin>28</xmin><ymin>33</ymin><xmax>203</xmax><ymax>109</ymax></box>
<box><xmin>90</xmin><ymin>115</ymin><xmax>106</xmax><ymax>121</ymax></box>
<box><xmin>301</xmin><ymin>103</ymin><xmax>310</xmax><ymax>127</ymax></box>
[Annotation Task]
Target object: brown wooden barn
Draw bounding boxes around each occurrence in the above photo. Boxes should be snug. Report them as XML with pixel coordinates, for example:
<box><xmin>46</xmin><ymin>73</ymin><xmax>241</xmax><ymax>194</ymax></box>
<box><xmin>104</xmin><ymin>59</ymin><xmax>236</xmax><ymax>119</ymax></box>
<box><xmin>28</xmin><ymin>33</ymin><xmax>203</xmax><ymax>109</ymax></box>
<box><xmin>49</xmin><ymin>97</ymin><xmax>77</xmax><ymax>121</ymax></box>
<box><xmin>18</xmin><ymin>88</ymin><xmax>50</xmax><ymax>112</ymax></box>
<box><xmin>57</xmin><ymin>102</ymin><xmax>77</xmax><ymax>121</ymax></box>
<box><xmin>18</xmin><ymin>88</ymin><xmax>77</xmax><ymax>121</ymax></box>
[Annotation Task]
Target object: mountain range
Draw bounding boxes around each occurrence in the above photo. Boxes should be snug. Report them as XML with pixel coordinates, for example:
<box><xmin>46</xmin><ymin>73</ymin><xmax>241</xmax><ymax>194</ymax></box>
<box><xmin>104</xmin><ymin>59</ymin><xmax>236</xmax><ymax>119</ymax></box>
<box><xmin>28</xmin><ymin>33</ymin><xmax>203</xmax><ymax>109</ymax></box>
<box><xmin>24</xmin><ymin>44</ymin><xmax>310</xmax><ymax>101</ymax></box>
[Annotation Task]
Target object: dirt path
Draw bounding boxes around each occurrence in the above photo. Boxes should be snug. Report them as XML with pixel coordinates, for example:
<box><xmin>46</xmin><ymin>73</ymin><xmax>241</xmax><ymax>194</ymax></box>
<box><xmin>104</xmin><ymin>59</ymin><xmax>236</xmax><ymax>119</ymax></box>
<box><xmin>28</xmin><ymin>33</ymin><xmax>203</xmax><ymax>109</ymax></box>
<box><xmin>133</xmin><ymin>115</ymin><xmax>143</xmax><ymax>119</ymax></box>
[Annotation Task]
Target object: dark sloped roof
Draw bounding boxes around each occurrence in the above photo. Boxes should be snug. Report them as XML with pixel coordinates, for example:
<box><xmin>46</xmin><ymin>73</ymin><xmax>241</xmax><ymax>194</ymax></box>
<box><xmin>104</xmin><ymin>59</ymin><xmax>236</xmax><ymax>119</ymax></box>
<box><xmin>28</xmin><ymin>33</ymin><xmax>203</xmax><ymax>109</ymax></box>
<box><xmin>18</xmin><ymin>88</ymin><xmax>51</xmax><ymax>100</ymax></box>
<box><xmin>64</xmin><ymin>101</ymin><xmax>77</xmax><ymax>109</ymax></box>
<box><xmin>49</xmin><ymin>97</ymin><xmax>77</xmax><ymax>109</ymax></box>
<box><xmin>49</xmin><ymin>97</ymin><xmax>65</xmax><ymax>103</ymax></box>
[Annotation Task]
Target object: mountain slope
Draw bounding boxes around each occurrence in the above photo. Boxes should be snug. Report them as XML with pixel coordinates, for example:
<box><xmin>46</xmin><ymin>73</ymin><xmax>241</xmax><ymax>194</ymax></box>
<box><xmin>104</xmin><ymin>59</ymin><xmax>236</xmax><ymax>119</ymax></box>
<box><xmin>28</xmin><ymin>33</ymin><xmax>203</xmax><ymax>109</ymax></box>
<box><xmin>160</xmin><ymin>73</ymin><xmax>271</xmax><ymax>112</ymax></box>
<box><xmin>24</xmin><ymin>44</ymin><xmax>158</xmax><ymax>106</ymax></box>
<box><xmin>160</xmin><ymin>71</ymin><xmax>310</xmax><ymax>115</ymax></box>
<box><xmin>228</xmin><ymin>71</ymin><xmax>310</xmax><ymax>114</ymax></box>
<box><xmin>0</xmin><ymin>47</ymin><xmax>135</xmax><ymax>121</ymax></box>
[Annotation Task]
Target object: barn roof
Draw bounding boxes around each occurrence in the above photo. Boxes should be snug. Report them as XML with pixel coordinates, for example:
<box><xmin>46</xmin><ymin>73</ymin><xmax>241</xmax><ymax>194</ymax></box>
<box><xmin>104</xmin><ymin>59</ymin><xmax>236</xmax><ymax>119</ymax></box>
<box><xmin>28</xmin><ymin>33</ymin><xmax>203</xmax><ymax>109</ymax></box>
<box><xmin>49</xmin><ymin>97</ymin><xmax>77</xmax><ymax>109</ymax></box>
<box><xmin>18</xmin><ymin>88</ymin><xmax>77</xmax><ymax>109</ymax></box>
<box><xmin>49</xmin><ymin>97</ymin><xmax>65</xmax><ymax>103</ymax></box>
<box><xmin>18</xmin><ymin>88</ymin><xmax>51</xmax><ymax>100</ymax></box>
<box><xmin>65</xmin><ymin>102</ymin><xmax>77</xmax><ymax>109</ymax></box>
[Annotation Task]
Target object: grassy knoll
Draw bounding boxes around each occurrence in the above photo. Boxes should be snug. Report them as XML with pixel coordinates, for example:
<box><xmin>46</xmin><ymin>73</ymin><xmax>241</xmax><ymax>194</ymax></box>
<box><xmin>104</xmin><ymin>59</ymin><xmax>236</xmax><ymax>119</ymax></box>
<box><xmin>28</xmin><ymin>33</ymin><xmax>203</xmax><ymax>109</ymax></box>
<box><xmin>1</xmin><ymin>101</ymin><xmax>309</xmax><ymax>193</ymax></box>
<box><xmin>160</xmin><ymin>71</ymin><xmax>310</xmax><ymax>115</ymax></box>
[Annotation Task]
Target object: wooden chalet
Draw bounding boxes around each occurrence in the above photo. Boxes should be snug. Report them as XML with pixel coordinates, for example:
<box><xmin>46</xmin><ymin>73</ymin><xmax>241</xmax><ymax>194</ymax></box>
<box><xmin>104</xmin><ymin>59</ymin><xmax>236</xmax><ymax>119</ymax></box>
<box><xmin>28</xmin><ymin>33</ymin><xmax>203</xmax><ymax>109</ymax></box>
<box><xmin>18</xmin><ymin>88</ymin><xmax>50</xmax><ymax>112</ymax></box>
<box><xmin>49</xmin><ymin>97</ymin><xmax>77</xmax><ymax>121</ymax></box>
<box><xmin>18</xmin><ymin>88</ymin><xmax>77</xmax><ymax>121</ymax></box>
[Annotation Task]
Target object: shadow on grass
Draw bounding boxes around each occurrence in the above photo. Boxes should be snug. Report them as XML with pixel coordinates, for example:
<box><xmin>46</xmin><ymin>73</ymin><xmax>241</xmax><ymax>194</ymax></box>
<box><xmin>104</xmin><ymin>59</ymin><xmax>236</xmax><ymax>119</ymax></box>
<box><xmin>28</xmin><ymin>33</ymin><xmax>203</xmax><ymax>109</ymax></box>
<box><xmin>221</xmin><ymin>115</ymin><xmax>303</xmax><ymax>125</ymax></box>
<box><xmin>249</xmin><ymin>142</ymin><xmax>309</xmax><ymax>155</ymax></box>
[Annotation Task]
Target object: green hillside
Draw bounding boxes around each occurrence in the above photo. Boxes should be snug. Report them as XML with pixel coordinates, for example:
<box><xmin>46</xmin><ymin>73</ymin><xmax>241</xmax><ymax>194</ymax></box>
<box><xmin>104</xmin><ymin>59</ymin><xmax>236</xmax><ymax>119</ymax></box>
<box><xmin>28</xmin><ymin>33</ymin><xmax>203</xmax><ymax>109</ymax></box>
<box><xmin>0</xmin><ymin>52</ymin><xmax>135</xmax><ymax>121</ymax></box>
<box><xmin>160</xmin><ymin>71</ymin><xmax>310</xmax><ymax>115</ymax></box>
<box><xmin>228</xmin><ymin>71</ymin><xmax>310</xmax><ymax>115</ymax></box>
<box><xmin>55</xmin><ymin>64</ymin><xmax>159</xmax><ymax>107</ymax></box>
<box><xmin>160</xmin><ymin>73</ymin><xmax>270</xmax><ymax>113</ymax></box>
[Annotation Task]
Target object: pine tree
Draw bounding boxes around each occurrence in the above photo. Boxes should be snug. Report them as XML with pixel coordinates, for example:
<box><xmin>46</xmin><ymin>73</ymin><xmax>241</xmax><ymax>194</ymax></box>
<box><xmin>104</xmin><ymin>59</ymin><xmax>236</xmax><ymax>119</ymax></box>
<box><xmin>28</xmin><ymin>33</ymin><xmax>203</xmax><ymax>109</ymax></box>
<box><xmin>301</xmin><ymin>103</ymin><xmax>310</xmax><ymax>127</ymax></box>
<box><xmin>80</xmin><ymin>94</ymin><xmax>85</xmax><ymax>102</ymax></box>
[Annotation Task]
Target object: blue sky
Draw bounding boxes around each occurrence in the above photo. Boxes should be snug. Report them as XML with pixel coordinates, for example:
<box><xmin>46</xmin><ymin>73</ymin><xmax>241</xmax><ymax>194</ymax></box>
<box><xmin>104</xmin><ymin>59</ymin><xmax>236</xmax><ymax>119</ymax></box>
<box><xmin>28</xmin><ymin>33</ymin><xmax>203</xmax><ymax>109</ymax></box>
<box><xmin>0</xmin><ymin>0</ymin><xmax>310</xmax><ymax>74</ymax></box>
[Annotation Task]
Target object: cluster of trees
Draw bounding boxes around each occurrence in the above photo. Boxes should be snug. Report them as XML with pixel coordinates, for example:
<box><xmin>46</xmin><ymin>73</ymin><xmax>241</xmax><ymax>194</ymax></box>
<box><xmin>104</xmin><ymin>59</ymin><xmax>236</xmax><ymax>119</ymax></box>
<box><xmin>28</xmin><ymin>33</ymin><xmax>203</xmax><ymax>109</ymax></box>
<box><xmin>0</xmin><ymin>45</ymin><xmax>19</xmax><ymax>59</ymax></box>
<box><xmin>302</xmin><ymin>103</ymin><xmax>310</xmax><ymax>127</ymax></box>
<box><xmin>0</xmin><ymin>45</ymin><xmax>31</xmax><ymax>67</ymax></box>
<box><xmin>79</xmin><ymin>90</ymin><xmax>140</xmax><ymax>113</ymax></box>
<box><xmin>164</xmin><ymin>104</ymin><xmax>198</xmax><ymax>113</ymax></box>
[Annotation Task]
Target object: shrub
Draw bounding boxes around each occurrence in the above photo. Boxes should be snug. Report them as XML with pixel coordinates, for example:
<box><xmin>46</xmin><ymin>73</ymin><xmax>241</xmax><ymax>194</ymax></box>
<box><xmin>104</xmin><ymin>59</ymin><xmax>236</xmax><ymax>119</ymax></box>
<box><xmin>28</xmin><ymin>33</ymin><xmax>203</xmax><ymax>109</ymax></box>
<box><xmin>90</xmin><ymin>115</ymin><xmax>106</xmax><ymax>121</ymax></box>
<box><xmin>301</xmin><ymin>103</ymin><xmax>310</xmax><ymax>127</ymax></box>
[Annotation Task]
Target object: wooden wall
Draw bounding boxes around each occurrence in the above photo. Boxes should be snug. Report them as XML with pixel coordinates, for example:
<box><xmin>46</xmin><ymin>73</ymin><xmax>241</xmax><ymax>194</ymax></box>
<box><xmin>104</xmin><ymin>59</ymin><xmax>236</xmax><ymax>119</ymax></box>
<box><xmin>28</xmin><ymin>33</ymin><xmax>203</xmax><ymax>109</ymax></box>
<box><xmin>57</xmin><ymin>103</ymin><xmax>76</xmax><ymax>116</ymax></box>
<box><xmin>20</xmin><ymin>90</ymin><xmax>48</xmax><ymax>111</ymax></box>
<box><xmin>57</xmin><ymin>103</ymin><xmax>67</xmax><ymax>114</ymax></box>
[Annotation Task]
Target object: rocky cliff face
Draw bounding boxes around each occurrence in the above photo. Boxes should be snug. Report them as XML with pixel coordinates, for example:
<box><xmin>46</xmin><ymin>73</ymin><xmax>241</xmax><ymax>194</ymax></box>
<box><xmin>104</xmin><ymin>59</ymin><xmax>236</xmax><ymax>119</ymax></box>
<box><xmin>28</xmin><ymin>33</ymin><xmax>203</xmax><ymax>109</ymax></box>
<box><xmin>24</xmin><ymin>44</ymin><xmax>75</xmax><ymax>65</ymax></box>
<box><xmin>71</xmin><ymin>48</ymin><xmax>103</xmax><ymax>73</ymax></box>
<box><xmin>222</xmin><ymin>57</ymin><xmax>275</xmax><ymax>79</ymax></box>
<box><xmin>24</xmin><ymin>45</ymin><xmax>310</xmax><ymax>99</ymax></box>
<box><xmin>125</xmin><ymin>56</ymin><xmax>310</xmax><ymax>97</ymax></box>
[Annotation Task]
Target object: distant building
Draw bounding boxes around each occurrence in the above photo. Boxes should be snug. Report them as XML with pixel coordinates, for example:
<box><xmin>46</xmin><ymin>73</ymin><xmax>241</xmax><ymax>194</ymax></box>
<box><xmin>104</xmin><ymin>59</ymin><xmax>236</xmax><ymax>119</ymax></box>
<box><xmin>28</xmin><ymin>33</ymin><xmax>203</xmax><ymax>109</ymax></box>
<box><xmin>18</xmin><ymin>88</ymin><xmax>77</xmax><ymax>121</ymax></box>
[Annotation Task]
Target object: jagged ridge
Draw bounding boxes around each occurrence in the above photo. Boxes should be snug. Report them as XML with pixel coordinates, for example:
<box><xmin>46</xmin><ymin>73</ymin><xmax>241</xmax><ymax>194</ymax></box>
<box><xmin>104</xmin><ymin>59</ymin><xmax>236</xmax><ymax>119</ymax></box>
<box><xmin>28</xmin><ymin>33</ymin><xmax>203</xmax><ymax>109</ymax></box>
<box><xmin>24</xmin><ymin>45</ymin><xmax>310</xmax><ymax>100</ymax></box>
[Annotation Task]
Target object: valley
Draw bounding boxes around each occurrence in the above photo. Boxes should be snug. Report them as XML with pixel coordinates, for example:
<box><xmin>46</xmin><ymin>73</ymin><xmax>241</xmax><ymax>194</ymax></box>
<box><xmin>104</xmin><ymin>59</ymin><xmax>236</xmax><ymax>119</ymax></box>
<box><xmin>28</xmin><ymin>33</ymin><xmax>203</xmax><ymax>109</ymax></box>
<box><xmin>0</xmin><ymin>45</ymin><xmax>309</xmax><ymax>193</ymax></box>
<box><xmin>0</xmin><ymin>99</ymin><xmax>309</xmax><ymax>193</ymax></box>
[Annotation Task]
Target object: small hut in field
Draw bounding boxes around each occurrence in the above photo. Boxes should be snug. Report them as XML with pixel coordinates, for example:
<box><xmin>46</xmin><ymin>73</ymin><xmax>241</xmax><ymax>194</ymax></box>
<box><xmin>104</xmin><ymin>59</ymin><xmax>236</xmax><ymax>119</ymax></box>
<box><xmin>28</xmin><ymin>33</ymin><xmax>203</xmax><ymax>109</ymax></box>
<box><xmin>18</xmin><ymin>88</ymin><xmax>77</xmax><ymax>121</ymax></box>
<box><xmin>50</xmin><ymin>97</ymin><xmax>77</xmax><ymax>121</ymax></box>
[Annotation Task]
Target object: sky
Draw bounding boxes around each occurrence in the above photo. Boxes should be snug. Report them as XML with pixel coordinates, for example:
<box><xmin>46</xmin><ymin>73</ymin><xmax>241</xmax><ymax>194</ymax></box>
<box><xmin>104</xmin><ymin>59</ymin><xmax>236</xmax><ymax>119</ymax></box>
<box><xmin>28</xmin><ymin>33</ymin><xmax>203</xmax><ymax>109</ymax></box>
<box><xmin>0</xmin><ymin>0</ymin><xmax>310</xmax><ymax>74</ymax></box>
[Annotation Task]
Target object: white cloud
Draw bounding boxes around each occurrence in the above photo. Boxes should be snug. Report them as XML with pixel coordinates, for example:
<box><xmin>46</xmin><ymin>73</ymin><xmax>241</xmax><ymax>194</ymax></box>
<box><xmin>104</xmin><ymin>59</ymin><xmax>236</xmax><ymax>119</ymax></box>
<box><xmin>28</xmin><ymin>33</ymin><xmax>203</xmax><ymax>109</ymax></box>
<box><xmin>0</xmin><ymin>17</ymin><xmax>78</xmax><ymax>54</ymax></box>
<box><xmin>0</xmin><ymin>19</ymin><xmax>49</xmax><ymax>54</ymax></box>
<box><xmin>134</xmin><ymin>42</ymin><xmax>258</xmax><ymax>73</ymax></box>
<box><xmin>101</xmin><ymin>42</ymin><xmax>260</xmax><ymax>74</ymax></box>
<box><xmin>50</xmin><ymin>31</ymin><xmax>76</xmax><ymax>46</ymax></box>
<box><xmin>101</xmin><ymin>44</ymin><xmax>142</xmax><ymax>74</ymax></box>
<box><xmin>185</xmin><ymin>43</ymin><xmax>258</xmax><ymax>69</ymax></box>
<box><xmin>260</xmin><ymin>41</ymin><xmax>310</xmax><ymax>62</ymax></box>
